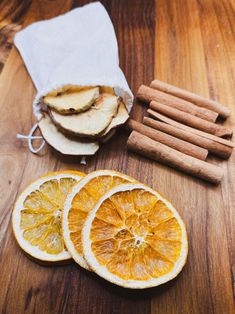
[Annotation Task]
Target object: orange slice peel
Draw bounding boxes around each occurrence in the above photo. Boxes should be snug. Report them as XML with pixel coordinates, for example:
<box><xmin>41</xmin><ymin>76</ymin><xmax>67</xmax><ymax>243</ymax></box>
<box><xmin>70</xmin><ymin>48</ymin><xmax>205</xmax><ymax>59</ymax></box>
<box><xmin>62</xmin><ymin>170</ymin><xmax>135</xmax><ymax>269</ymax></box>
<box><xmin>12</xmin><ymin>170</ymin><xmax>85</xmax><ymax>263</ymax></box>
<box><xmin>82</xmin><ymin>183</ymin><xmax>188</xmax><ymax>289</ymax></box>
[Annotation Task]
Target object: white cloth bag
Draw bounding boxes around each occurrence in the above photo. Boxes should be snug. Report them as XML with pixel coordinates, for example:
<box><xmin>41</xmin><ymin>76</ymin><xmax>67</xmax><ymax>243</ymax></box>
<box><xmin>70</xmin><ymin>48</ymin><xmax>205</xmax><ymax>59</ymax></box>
<box><xmin>14</xmin><ymin>2</ymin><xmax>133</xmax><ymax>153</ymax></box>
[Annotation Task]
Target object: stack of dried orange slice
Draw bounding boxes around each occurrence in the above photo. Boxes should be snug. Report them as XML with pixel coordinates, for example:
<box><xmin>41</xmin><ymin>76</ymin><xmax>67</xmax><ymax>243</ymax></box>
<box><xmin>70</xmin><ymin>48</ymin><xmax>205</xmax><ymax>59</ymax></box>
<box><xmin>12</xmin><ymin>170</ymin><xmax>188</xmax><ymax>289</ymax></box>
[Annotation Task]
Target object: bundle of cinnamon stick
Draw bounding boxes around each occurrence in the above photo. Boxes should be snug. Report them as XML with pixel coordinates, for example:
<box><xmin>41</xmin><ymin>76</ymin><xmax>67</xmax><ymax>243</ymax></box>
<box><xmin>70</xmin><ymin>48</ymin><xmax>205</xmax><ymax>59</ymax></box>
<box><xmin>126</xmin><ymin>80</ymin><xmax>234</xmax><ymax>184</ymax></box>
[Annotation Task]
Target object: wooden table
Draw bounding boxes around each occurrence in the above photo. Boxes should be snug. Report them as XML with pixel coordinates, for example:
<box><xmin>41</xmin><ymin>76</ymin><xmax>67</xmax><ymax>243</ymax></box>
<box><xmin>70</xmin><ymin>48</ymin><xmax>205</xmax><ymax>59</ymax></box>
<box><xmin>0</xmin><ymin>1</ymin><xmax>234</xmax><ymax>313</ymax></box>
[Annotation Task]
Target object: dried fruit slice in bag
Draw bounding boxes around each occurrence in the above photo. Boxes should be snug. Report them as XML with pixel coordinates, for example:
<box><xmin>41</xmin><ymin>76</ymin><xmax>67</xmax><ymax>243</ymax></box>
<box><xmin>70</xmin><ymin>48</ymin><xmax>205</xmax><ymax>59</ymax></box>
<box><xmin>44</xmin><ymin>87</ymin><xmax>99</xmax><ymax>114</ymax></box>
<box><xmin>49</xmin><ymin>94</ymin><xmax>119</xmax><ymax>138</ymax></box>
<box><xmin>39</xmin><ymin>114</ymin><xmax>99</xmax><ymax>155</ymax></box>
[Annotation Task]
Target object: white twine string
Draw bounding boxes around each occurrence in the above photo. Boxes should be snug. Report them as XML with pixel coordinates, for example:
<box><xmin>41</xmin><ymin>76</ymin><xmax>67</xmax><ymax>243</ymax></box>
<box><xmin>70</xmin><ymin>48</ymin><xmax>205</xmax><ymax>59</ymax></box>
<box><xmin>16</xmin><ymin>96</ymin><xmax>88</xmax><ymax>163</ymax></box>
<box><xmin>16</xmin><ymin>120</ymin><xmax>86</xmax><ymax>164</ymax></box>
<box><xmin>16</xmin><ymin>123</ymin><xmax>46</xmax><ymax>154</ymax></box>
<box><xmin>80</xmin><ymin>156</ymin><xmax>87</xmax><ymax>165</ymax></box>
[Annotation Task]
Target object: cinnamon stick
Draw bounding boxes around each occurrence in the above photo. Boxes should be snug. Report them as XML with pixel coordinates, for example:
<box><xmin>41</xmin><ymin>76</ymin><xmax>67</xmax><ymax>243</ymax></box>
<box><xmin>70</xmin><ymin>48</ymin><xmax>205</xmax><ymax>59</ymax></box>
<box><xmin>150</xmin><ymin>79</ymin><xmax>231</xmax><ymax>119</ymax></box>
<box><xmin>149</xmin><ymin>101</ymin><xmax>233</xmax><ymax>138</ymax></box>
<box><xmin>126</xmin><ymin>119</ymin><xmax>208</xmax><ymax>160</ymax></box>
<box><xmin>137</xmin><ymin>85</ymin><xmax>218</xmax><ymax>122</ymax></box>
<box><xmin>143</xmin><ymin>117</ymin><xmax>233</xmax><ymax>159</ymax></box>
<box><xmin>127</xmin><ymin>131</ymin><xmax>224</xmax><ymax>184</ymax></box>
<box><xmin>147</xmin><ymin>110</ymin><xmax>234</xmax><ymax>147</ymax></box>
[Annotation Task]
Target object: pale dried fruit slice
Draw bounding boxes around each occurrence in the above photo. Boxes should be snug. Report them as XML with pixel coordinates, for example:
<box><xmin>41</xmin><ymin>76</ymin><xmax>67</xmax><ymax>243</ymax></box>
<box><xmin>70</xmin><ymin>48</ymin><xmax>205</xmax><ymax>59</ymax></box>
<box><xmin>62</xmin><ymin>170</ymin><xmax>135</xmax><ymax>269</ymax></box>
<box><xmin>12</xmin><ymin>171</ymin><xmax>85</xmax><ymax>263</ymax></box>
<box><xmin>44</xmin><ymin>87</ymin><xmax>99</xmax><ymax>114</ymax></box>
<box><xmin>82</xmin><ymin>183</ymin><xmax>188</xmax><ymax>289</ymax></box>
<box><xmin>49</xmin><ymin>94</ymin><xmax>119</xmax><ymax>138</ymax></box>
<box><xmin>38</xmin><ymin>114</ymin><xmax>99</xmax><ymax>155</ymax></box>
<box><xmin>65</xmin><ymin>85</ymin><xmax>95</xmax><ymax>94</ymax></box>
<box><xmin>100</xmin><ymin>86</ymin><xmax>115</xmax><ymax>95</ymax></box>
<box><xmin>45</xmin><ymin>85</ymin><xmax>94</xmax><ymax>97</ymax></box>
<box><xmin>101</xmin><ymin>101</ymin><xmax>129</xmax><ymax>136</ymax></box>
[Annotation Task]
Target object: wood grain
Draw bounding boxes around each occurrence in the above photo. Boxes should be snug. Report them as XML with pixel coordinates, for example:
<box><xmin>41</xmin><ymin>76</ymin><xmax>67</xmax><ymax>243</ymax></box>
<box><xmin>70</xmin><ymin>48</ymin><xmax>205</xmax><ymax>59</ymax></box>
<box><xmin>153</xmin><ymin>1</ymin><xmax>235</xmax><ymax>314</ymax></box>
<box><xmin>0</xmin><ymin>0</ymin><xmax>234</xmax><ymax>313</ymax></box>
<box><xmin>0</xmin><ymin>0</ymin><xmax>32</xmax><ymax>72</ymax></box>
<box><xmin>0</xmin><ymin>1</ymin><xmax>154</xmax><ymax>314</ymax></box>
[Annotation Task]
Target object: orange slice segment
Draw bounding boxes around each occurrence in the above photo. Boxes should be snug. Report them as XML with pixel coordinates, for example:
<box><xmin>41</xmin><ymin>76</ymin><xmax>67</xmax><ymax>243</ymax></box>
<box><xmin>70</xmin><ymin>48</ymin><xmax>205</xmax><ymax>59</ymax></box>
<box><xmin>62</xmin><ymin>170</ymin><xmax>135</xmax><ymax>269</ymax></box>
<box><xmin>82</xmin><ymin>183</ymin><xmax>188</xmax><ymax>289</ymax></box>
<box><xmin>12</xmin><ymin>170</ymin><xmax>85</xmax><ymax>263</ymax></box>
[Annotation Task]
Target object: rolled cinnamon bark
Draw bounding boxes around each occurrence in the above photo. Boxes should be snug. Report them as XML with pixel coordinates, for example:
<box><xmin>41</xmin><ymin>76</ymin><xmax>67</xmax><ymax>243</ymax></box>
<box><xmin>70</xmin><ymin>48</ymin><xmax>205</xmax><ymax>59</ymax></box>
<box><xmin>150</xmin><ymin>79</ymin><xmax>231</xmax><ymax>119</ymax></box>
<box><xmin>137</xmin><ymin>85</ymin><xmax>218</xmax><ymax>122</ymax></box>
<box><xmin>143</xmin><ymin>117</ymin><xmax>233</xmax><ymax>159</ymax></box>
<box><xmin>147</xmin><ymin>110</ymin><xmax>234</xmax><ymax>147</ymax></box>
<box><xmin>150</xmin><ymin>101</ymin><xmax>233</xmax><ymax>138</ymax></box>
<box><xmin>126</xmin><ymin>119</ymin><xmax>208</xmax><ymax>160</ymax></box>
<box><xmin>127</xmin><ymin>131</ymin><xmax>224</xmax><ymax>184</ymax></box>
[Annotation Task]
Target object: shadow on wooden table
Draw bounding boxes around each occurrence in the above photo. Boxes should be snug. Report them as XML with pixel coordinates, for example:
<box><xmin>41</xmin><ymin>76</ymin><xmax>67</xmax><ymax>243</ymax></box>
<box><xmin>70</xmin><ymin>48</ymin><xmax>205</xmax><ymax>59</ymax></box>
<box><xmin>82</xmin><ymin>266</ymin><xmax>182</xmax><ymax>299</ymax></box>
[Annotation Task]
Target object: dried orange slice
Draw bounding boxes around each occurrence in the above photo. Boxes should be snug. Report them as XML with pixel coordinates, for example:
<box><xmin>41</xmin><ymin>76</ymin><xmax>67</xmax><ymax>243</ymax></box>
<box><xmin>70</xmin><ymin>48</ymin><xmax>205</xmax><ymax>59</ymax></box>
<box><xmin>12</xmin><ymin>170</ymin><xmax>85</xmax><ymax>263</ymax></box>
<box><xmin>62</xmin><ymin>170</ymin><xmax>135</xmax><ymax>269</ymax></box>
<box><xmin>82</xmin><ymin>183</ymin><xmax>188</xmax><ymax>289</ymax></box>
